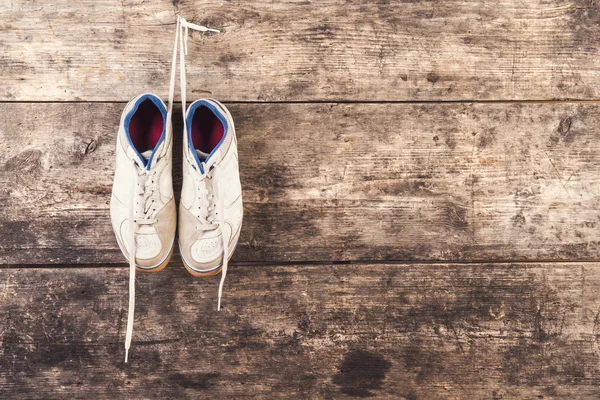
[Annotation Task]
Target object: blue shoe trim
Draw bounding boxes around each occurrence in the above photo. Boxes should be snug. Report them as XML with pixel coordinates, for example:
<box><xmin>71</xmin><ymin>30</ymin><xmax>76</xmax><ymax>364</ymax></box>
<box><xmin>186</xmin><ymin>99</ymin><xmax>229</xmax><ymax>174</ymax></box>
<box><xmin>124</xmin><ymin>94</ymin><xmax>167</xmax><ymax>170</ymax></box>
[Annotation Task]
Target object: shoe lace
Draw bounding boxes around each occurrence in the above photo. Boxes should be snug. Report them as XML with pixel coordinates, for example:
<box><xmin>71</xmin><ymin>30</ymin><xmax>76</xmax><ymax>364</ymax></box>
<box><xmin>195</xmin><ymin>166</ymin><xmax>217</xmax><ymax>226</ymax></box>
<box><xmin>178</xmin><ymin>17</ymin><xmax>228</xmax><ymax>311</ymax></box>
<box><xmin>195</xmin><ymin>163</ymin><xmax>229</xmax><ymax>310</ymax></box>
<box><xmin>125</xmin><ymin>163</ymin><xmax>158</xmax><ymax>363</ymax></box>
<box><xmin>125</xmin><ymin>16</ymin><xmax>220</xmax><ymax>362</ymax></box>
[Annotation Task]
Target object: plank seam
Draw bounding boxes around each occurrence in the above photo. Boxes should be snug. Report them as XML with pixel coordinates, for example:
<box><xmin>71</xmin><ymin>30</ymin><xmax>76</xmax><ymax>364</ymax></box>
<box><xmin>2</xmin><ymin>100</ymin><xmax>600</xmax><ymax>105</ymax></box>
<box><xmin>3</xmin><ymin>259</ymin><xmax>600</xmax><ymax>269</ymax></box>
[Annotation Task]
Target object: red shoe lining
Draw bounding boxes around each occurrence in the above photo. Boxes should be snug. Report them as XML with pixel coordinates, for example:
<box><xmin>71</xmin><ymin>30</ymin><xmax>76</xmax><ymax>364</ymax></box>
<box><xmin>191</xmin><ymin>106</ymin><xmax>224</xmax><ymax>155</ymax></box>
<box><xmin>129</xmin><ymin>100</ymin><xmax>164</xmax><ymax>154</ymax></box>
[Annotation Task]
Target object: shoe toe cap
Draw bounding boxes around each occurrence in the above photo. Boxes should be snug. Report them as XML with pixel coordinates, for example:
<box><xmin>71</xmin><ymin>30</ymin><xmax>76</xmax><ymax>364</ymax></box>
<box><xmin>191</xmin><ymin>235</ymin><xmax>223</xmax><ymax>262</ymax></box>
<box><xmin>178</xmin><ymin>236</ymin><xmax>223</xmax><ymax>273</ymax></box>
<box><xmin>135</xmin><ymin>236</ymin><xmax>173</xmax><ymax>269</ymax></box>
<box><xmin>111</xmin><ymin>198</ymin><xmax>177</xmax><ymax>271</ymax></box>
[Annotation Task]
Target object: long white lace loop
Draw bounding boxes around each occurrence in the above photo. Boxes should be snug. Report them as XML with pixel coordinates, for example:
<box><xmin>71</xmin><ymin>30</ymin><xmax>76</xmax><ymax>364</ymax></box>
<box><xmin>125</xmin><ymin>163</ymin><xmax>137</xmax><ymax>363</ymax></box>
<box><xmin>124</xmin><ymin>16</ymin><xmax>183</xmax><ymax>363</ymax></box>
<box><xmin>217</xmin><ymin>172</ymin><xmax>229</xmax><ymax>311</ymax></box>
<box><xmin>176</xmin><ymin>17</ymin><xmax>228</xmax><ymax>310</ymax></box>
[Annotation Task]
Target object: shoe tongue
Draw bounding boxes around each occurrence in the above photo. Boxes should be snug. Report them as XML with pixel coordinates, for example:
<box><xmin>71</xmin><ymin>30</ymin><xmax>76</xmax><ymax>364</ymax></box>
<box><xmin>195</xmin><ymin>149</ymin><xmax>210</xmax><ymax>162</ymax></box>
<box><xmin>140</xmin><ymin>150</ymin><xmax>153</xmax><ymax>160</ymax></box>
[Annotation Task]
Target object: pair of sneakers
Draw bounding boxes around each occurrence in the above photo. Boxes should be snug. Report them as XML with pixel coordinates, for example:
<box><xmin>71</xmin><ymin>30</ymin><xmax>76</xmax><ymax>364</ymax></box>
<box><xmin>109</xmin><ymin>17</ymin><xmax>243</xmax><ymax>362</ymax></box>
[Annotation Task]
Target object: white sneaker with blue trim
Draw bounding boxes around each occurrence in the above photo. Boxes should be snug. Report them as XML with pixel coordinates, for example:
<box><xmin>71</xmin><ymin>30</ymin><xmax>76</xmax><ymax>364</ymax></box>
<box><xmin>110</xmin><ymin>94</ymin><xmax>176</xmax><ymax>272</ymax></box>
<box><xmin>110</xmin><ymin>93</ymin><xmax>176</xmax><ymax>361</ymax></box>
<box><xmin>178</xmin><ymin>99</ymin><xmax>243</xmax><ymax>310</ymax></box>
<box><xmin>174</xmin><ymin>17</ymin><xmax>242</xmax><ymax>311</ymax></box>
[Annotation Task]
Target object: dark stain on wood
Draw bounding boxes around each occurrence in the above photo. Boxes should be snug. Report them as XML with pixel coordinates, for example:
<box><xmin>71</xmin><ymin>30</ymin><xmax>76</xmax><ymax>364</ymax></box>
<box><xmin>512</xmin><ymin>210</ymin><xmax>526</xmax><ymax>227</ymax></box>
<box><xmin>167</xmin><ymin>372</ymin><xmax>220</xmax><ymax>390</ymax></box>
<box><xmin>445</xmin><ymin>135</ymin><xmax>457</xmax><ymax>150</ymax></box>
<box><xmin>426</xmin><ymin>72</ymin><xmax>439</xmax><ymax>84</ymax></box>
<box><xmin>477</xmin><ymin>127</ymin><xmax>498</xmax><ymax>150</ymax></box>
<box><xmin>0</xmin><ymin>220</ymin><xmax>36</xmax><ymax>249</ymax></box>
<box><xmin>307</xmin><ymin>24</ymin><xmax>336</xmax><ymax>40</ymax></box>
<box><xmin>256</xmin><ymin>162</ymin><xmax>294</xmax><ymax>190</ymax></box>
<box><xmin>332</xmin><ymin>350</ymin><xmax>392</xmax><ymax>397</ymax></box>
<box><xmin>218</xmin><ymin>53</ymin><xmax>242</xmax><ymax>64</ymax></box>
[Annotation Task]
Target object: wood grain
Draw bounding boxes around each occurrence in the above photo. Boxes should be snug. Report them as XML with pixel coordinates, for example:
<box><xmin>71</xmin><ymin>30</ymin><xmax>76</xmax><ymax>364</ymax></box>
<box><xmin>2</xmin><ymin>102</ymin><xmax>600</xmax><ymax>264</ymax></box>
<box><xmin>1</xmin><ymin>262</ymin><xmax>600</xmax><ymax>399</ymax></box>
<box><xmin>2</xmin><ymin>0</ymin><xmax>600</xmax><ymax>101</ymax></box>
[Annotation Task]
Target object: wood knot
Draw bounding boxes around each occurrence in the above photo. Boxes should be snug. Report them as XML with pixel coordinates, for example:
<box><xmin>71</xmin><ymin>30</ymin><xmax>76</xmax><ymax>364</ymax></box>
<box><xmin>558</xmin><ymin>117</ymin><xmax>572</xmax><ymax>136</ymax></box>
<box><xmin>84</xmin><ymin>139</ymin><xmax>98</xmax><ymax>155</ymax></box>
<box><xmin>426</xmin><ymin>72</ymin><xmax>439</xmax><ymax>84</ymax></box>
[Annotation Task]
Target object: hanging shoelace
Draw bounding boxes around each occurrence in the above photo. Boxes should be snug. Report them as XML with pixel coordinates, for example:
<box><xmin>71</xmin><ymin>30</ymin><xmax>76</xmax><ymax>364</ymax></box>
<box><xmin>124</xmin><ymin>16</ymin><xmax>180</xmax><ymax>363</ymax></box>
<box><xmin>125</xmin><ymin>166</ymin><xmax>158</xmax><ymax>362</ymax></box>
<box><xmin>176</xmin><ymin>17</ymin><xmax>228</xmax><ymax>311</ymax></box>
<box><xmin>124</xmin><ymin>16</ymin><xmax>221</xmax><ymax>363</ymax></box>
<box><xmin>191</xmin><ymin>161</ymin><xmax>229</xmax><ymax>310</ymax></box>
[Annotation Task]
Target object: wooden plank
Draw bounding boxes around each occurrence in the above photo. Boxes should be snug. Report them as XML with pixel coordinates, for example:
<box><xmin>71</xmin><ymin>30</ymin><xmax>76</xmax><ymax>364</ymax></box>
<box><xmin>1</xmin><ymin>262</ymin><xmax>600</xmax><ymax>398</ymax></box>
<box><xmin>2</xmin><ymin>102</ymin><xmax>600</xmax><ymax>264</ymax></box>
<box><xmin>2</xmin><ymin>0</ymin><xmax>600</xmax><ymax>101</ymax></box>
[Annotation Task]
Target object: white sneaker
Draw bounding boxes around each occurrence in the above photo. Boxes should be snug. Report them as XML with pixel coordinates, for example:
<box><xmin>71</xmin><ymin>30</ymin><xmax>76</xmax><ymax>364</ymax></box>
<box><xmin>178</xmin><ymin>99</ymin><xmax>243</xmax><ymax>310</ymax></box>
<box><xmin>174</xmin><ymin>17</ymin><xmax>241</xmax><ymax>311</ymax></box>
<box><xmin>110</xmin><ymin>93</ymin><xmax>176</xmax><ymax>361</ymax></box>
<box><xmin>110</xmin><ymin>94</ymin><xmax>176</xmax><ymax>272</ymax></box>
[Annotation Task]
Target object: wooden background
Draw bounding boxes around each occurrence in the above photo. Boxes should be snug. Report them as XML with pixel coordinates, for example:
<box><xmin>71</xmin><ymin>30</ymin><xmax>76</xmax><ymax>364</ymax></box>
<box><xmin>1</xmin><ymin>0</ymin><xmax>600</xmax><ymax>398</ymax></box>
